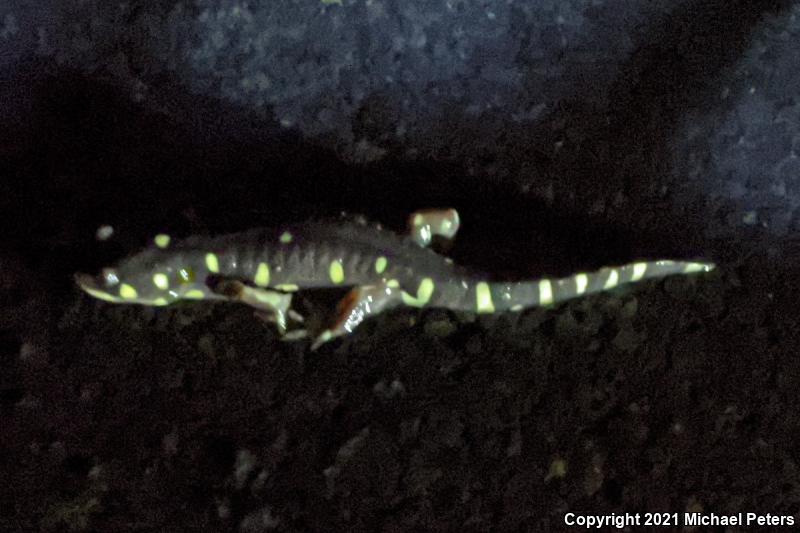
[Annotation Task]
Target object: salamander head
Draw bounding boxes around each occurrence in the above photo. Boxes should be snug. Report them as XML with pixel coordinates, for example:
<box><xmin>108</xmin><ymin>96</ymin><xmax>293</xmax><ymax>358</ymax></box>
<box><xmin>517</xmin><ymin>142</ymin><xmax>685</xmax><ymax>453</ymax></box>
<box><xmin>75</xmin><ymin>249</ymin><xmax>207</xmax><ymax>306</ymax></box>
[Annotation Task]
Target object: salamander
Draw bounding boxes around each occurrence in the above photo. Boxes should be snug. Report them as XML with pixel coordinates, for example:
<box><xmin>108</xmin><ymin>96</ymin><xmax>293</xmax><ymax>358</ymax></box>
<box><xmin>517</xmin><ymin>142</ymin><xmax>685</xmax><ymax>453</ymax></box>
<box><xmin>75</xmin><ymin>208</ymin><xmax>715</xmax><ymax>349</ymax></box>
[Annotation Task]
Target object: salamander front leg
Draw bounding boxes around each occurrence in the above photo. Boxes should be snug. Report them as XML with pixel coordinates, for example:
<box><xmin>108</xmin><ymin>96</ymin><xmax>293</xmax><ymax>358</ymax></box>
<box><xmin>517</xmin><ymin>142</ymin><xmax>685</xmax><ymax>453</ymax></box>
<box><xmin>407</xmin><ymin>208</ymin><xmax>460</xmax><ymax>248</ymax></box>
<box><xmin>311</xmin><ymin>282</ymin><xmax>403</xmax><ymax>350</ymax></box>
<box><xmin>210</xmin><ymin>279</ymin><xmax>304</xmax><ymax>338</ymax></box>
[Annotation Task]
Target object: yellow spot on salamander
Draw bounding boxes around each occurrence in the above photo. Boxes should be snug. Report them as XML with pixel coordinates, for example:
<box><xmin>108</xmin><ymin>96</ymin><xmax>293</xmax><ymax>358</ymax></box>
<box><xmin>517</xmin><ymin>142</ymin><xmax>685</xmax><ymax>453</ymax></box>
<box><xmin>329</xmin><ymin>260</ymin><xmax>345</xmax><ymax>284</ymax></box>
<box><xmin>274</xmin><ymin>283</ymin><xmax>299</xmax><ymax>292</ymax></box>
<box><xmin>510</xmin><ymin>304</ymin><xmax>524</xmax><ymax>312</ymax></box>
<box><xmin>538</xmin><ymin>279</ymin><xmax>553</xmax><ymax>306</ymax></box>
<box><xmin>255</xmin><ymin>262</ymin><xmax>271</xmax><ymax>287</ymax></box>
<box><xmin>417</xmin><ymin>277</ymin><xmax>435</xmax><ymax>304</ymax></box>
<box><xmin>152</xmin><ymin>297</ymin><xmax>169</xmax><ymax>306</ymax></box>
<box><xmin>183</xmin><ymin>289</ymin><xmax>205</xmax><ymax>299</ymax></box>
<box><xmin>631</xmin><ymin>262</ymin><xmax>647</xmax><ymax>281</ymax></box>
<box><xmin>154</xmin><ymin>234</ymin><xmax>171</xmax><ymax>249</ymax></box>
<box><xmin>279</xmin><ymin>231</ymin><xmax>293</xmax><ymax>244</ymax></box>
<box><xmin>401</xmin><ymin>277</ymin><xmax>435</xmax><ymax>307</ymax></box>
<box><xmin>684</xmin><ymin>262</ymin><xmax>714</xmax><ymax>273</ymax></box>
<box><xmin>386</xmin><ymin>279</ymin><xmax>400</xmax><ymax>289</ymax></box>
<box><xmin>475</xmin><ymin>281</ymin><xmax>495</xmax><ymax>313</ymax></box>
<box><xmin>152</xmin><ymin>273</ymin><xmax>169</xmax><ymax>290</ymax></box>
<box><xmin>375</xmin><ymin>256</ymin><xmax>388</xmax><ymax>274</ymax></box>
<box><xmin>119</xmin><ymin>283</ymin><xmax>138</xmax><ymax>299</ymax></box>
<box><xmin>400</xmin><ymin>291</ymin><xmax>415</xmax><ymax>306</ymax></box>
<box><xmin>574</xmin><ymin>273</ymin><xmax>588</xmax><ymax>295</ymax></box>
<box><xmin>82</xmin><ymin>287</ymin><xmax>123</xmax><ymax>304</ymax></box>
<box><xmin>604</xmin><ymin>269</ymin><xmax>619</xmax><ymax>290</ymax></box>
<box><xmin>205</xmin><ymin>253</ymin><xmax>219</xmax><ymax>274</ymax></box>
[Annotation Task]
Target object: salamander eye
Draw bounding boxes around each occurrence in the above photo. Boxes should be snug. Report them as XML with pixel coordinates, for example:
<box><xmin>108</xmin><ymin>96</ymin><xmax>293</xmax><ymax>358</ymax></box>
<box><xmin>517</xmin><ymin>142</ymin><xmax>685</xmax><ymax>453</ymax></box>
<box><xmin>102</xmin><ymin>268</ymin><xmax>120</xmax><ymax>287</ymax></box>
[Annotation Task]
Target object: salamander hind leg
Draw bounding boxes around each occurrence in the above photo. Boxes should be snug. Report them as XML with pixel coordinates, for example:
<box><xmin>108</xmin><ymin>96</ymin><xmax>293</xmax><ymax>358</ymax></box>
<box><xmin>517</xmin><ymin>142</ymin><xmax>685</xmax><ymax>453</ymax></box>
<box><xmin>311</xmin><ymin>282</ymin><xmax>403</xmax><ymax>350</ymax></box>
<box><xmin>210</xmin><ymin>279</ymin><xmax>303</xmax><ymax>338</ymax></box>
<box><xmin>407</xmin><ymin>208</ymin><xmax>461</xmax><ymax>248</ymax></box>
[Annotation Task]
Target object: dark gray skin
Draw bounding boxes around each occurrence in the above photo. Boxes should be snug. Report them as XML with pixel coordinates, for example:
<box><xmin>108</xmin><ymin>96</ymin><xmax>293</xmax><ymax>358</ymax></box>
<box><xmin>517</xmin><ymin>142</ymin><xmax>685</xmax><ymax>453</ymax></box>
<box><xmin>76</xmin><ymin>210</ymin><xmax>716</xmax><ymax>347</ymax></box>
